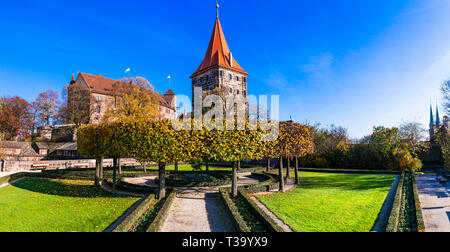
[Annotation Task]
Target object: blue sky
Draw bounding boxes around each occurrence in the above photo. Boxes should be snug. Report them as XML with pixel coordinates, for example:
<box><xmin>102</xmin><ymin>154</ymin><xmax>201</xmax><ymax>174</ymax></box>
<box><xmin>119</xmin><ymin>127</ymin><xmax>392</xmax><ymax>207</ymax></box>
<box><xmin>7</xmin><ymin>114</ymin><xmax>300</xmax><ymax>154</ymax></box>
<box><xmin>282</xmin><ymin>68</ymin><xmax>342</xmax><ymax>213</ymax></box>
<box><xmin>1</xmin><ymin>0</ymin><xmax>450</xmax><ymax>138</ymax></box>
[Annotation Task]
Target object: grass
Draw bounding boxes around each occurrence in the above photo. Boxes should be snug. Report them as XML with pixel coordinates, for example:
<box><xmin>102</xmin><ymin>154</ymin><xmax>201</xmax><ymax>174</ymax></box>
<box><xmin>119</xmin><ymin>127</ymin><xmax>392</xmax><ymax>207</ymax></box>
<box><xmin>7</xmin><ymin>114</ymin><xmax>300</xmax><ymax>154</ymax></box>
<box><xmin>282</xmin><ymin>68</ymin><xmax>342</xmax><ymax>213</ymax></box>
<box><xmin>257</xmin><ymin>171</ymin><xmax>396</xmax><ymax>232</ymax></box>
<box><xmin>0</xmin><ymin>178</ymin><xmax>139</xmax><ymax>232</ymax></box>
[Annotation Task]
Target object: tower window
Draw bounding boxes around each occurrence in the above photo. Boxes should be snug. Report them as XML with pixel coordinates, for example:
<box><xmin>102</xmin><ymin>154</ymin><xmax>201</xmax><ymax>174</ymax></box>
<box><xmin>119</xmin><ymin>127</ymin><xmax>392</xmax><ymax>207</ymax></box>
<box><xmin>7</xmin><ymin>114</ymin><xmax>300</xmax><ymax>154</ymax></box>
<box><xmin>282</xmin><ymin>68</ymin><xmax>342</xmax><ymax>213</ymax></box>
<box><xmin>237</xmin><ymin>90</ymin><xmax>240</xmax><ymax>95</ymax></box>
<box><xmin>220</xmin><ymin>71</ymin><xmax>223</xmax><ymax>77</ymax></box>
<box><xmin>236</xmin><ymin>76</ymin><xmax>239</xmax><ymax>81</ymax></box>
<box><xmin>243</xmin><ymin>91</ymin><xmax>247</xmax><ymax>96</ymax></box>
<box><xmin>229</xmin><ymin>74</ymin><xmax>232</xmax><ymax>80</ymax></box>
<box><xmin>243</xmin><ymin>77</ymin><xmax>247</xmax><ymax>83</ymax></box>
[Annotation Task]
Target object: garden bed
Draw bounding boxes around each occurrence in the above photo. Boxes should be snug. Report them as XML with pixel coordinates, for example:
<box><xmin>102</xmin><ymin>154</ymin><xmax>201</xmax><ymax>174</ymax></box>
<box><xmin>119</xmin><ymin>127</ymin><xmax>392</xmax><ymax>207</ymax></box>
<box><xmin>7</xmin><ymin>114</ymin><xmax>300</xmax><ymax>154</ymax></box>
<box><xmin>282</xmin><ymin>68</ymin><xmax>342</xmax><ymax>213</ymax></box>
<box><xmin>387</xmin><ymin>172</ymin><xmax>425</xmax><ymax>232</ymax></box>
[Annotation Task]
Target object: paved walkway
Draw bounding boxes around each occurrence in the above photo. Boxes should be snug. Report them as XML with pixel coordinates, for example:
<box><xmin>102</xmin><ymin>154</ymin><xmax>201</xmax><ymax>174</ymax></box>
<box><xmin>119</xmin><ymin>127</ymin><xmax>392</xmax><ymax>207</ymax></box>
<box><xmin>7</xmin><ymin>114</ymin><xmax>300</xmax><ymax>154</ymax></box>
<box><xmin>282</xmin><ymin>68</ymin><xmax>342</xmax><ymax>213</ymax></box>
<box><xmin>415</xmin><ymin>174</ymin><xmax>450</xmax><ymax>232</ymax></box>
<box><xmin>158</xmin><ymin>173</ymin><xmax>264</xmax><ymax>232</ymax></box>
<box><xmin>0</xmin><ymin>172</ymin><xmax>17</xmax><ymax>178</ymax></box>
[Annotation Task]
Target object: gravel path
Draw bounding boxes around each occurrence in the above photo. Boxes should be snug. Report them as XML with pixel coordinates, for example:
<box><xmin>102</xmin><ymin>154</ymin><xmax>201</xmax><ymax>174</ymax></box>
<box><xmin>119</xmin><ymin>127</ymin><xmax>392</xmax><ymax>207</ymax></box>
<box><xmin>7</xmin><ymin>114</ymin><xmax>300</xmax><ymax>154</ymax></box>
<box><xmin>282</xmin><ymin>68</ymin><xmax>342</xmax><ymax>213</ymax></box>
<box><xmin>416</xmin><ymin>174</ymin><xmax>450</xmax><ymax>232</ymax></box>
<box><xmin>159</xmin><ymin>173</ymin><xmax>263</xmax><ymax>232</ymax></box>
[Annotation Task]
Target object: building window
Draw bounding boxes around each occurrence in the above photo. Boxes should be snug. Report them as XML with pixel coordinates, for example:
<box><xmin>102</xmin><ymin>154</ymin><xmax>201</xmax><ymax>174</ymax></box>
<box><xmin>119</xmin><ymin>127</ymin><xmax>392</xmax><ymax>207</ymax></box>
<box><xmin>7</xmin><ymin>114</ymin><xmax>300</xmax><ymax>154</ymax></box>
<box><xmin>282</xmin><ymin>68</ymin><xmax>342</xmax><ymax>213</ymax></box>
<box><xmin>243</xmin><ymin>77</ymin><xmax>247</xmax><ymax>83</ymax></box>
<box><xmin>229</xmin><ymin>74</ymin><xmax>232</xmax><ymax>80</ymax></box>
<box><xmin>220</xmin><ymin>71</ymin><xmax>223</xmax><ymax>77</ymax></box>
<box><xmin>229</xmin><ymin>88</ymin><xmax>233</xmax><ymax>93</ymax></box>
<box><xmin>236</xmin><ymin>76</ymin><xmax>239</xmax><ymax>81</ymax></box>
<box><xmin>237</xmin><ymin>90</ymin><xmax>240</xmax><ymax>95</ymax></box>
<box><xmin>243</xmin><ymin>91</ymin><xmax>247</xmax><ymax>96</ymax></box>
<box><xmin>206</xmin><ymin>75</ymin><xmax>209</xmax><ymax>81</ymax></box>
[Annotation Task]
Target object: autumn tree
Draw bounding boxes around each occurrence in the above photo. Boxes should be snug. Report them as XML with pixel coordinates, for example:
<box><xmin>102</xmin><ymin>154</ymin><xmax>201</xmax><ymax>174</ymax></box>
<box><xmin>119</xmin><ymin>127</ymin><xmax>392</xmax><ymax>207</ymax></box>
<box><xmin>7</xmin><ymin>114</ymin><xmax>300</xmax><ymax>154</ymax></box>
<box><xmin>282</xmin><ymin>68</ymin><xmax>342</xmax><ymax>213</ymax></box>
<box><xmin>104</xmin><ymin>77</ymin><xmax>160</xmax><ymax>122</ymax></box>
<box><xmin>33</xmin><ymin>90</ymin><xmax>61</xmax><ymax>126</ymax></box>
<box><xmin>0</xmin><ymin>96</ymin><xmax>33</xmax><ymax>140</ymax></box>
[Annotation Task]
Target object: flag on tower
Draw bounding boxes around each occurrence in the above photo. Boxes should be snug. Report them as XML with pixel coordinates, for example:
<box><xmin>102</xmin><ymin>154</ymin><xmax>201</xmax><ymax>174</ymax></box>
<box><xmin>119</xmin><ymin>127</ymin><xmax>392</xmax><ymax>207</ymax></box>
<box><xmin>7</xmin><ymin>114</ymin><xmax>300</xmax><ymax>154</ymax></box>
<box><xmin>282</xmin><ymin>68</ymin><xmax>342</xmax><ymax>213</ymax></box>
<box><xmin>125</xmin><ymin>68</ymin><xmax>131</xmax><ymax>73</ymax></box>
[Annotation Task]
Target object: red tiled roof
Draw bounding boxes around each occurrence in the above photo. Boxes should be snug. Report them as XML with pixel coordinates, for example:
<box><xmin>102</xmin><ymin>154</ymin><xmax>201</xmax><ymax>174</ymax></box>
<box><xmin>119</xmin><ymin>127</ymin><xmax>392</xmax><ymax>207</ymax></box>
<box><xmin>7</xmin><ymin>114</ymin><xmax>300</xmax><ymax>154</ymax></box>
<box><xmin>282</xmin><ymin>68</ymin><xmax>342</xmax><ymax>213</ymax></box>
<box><xmin>164</xmin><ymin>89</ymin><xmax>175</xmax><ymax>96</ymax></box>
<box><xmin>191</xmin><ymin>18</ymin><xmax>248</xmax><ymax>78</ymax></box>
<box><xmin>76</xmin><ymin>73</ymin><xmax>173</xmax><ymax>109</ymax></box>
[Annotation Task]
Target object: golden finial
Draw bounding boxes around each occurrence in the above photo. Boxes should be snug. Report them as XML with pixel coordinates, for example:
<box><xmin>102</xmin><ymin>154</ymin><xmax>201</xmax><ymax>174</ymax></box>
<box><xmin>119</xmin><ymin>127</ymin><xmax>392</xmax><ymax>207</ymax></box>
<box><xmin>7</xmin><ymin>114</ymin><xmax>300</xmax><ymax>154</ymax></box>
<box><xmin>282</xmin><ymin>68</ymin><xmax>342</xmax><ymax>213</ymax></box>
<box><xmin>216</xmin><ymin>1</ymin><xmax>220</xmax><ymax>18</ymax></box>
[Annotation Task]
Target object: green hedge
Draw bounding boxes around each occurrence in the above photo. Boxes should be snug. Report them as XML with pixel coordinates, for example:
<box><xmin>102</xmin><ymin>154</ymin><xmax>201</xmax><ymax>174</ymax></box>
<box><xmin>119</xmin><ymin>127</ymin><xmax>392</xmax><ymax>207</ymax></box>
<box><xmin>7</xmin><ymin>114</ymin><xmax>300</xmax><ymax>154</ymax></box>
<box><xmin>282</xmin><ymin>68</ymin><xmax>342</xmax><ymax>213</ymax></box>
<box><xmin>146</xmin><ymin>189</ymin><xmax>177</xmax><ymax>232</ymax></box>
<box><xmin>386</xmin><ymin>172</ymin><xmax>425</xmax><ymax>232</ymax></box>
<box><xmin>110</xmin><ymin>194</ymin><xmax>156</xmax><ymax>232</ymax></box>
<box><xmin>237</xmin><ymin>188</ymin><xmax>285</xmax><ymax>232</ymax></box>
<box><xmin>239</xmin><ymin>172</ymin><xmax>279</xmax><ymax>194</ymax></box>
<box><xmin>386</xmin><ymin>172</ymin><xmax>405</xmax><ymax>232</ymax></box>
<box><xmin>219</xmin><ymin>188</ymin><xmax>251</xmax><ymax>232</ymax></box>
<box><xmin>0</xmin><ymin>172</ymin><xmax>31</xmax><ymax>186</ymax></box>
<box><xmin>412</xmin><ymin>175</ymin><xmax>426</xmax><ymax>232</ymax></box>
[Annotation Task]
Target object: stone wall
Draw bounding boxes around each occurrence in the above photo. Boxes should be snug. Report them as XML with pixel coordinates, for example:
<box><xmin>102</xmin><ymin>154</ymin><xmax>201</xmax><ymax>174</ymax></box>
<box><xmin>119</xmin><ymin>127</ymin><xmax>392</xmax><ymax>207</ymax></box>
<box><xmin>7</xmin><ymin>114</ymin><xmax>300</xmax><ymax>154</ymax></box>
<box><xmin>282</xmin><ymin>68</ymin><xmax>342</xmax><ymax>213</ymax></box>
<box><xmin>3</xmin><ymin>158</ymin><xmax>140</xmax><ymax>172</ymax></box>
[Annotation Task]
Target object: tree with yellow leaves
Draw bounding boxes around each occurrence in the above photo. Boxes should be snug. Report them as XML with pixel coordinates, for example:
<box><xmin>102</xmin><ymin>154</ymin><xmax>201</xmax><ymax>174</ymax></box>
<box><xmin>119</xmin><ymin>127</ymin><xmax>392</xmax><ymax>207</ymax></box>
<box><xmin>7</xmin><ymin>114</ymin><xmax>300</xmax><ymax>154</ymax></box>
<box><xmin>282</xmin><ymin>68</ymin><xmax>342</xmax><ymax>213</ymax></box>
<box><xmin>103</xmin><ymin>77</ymin><xmax>160</xmax><ymax>122</ymax></box>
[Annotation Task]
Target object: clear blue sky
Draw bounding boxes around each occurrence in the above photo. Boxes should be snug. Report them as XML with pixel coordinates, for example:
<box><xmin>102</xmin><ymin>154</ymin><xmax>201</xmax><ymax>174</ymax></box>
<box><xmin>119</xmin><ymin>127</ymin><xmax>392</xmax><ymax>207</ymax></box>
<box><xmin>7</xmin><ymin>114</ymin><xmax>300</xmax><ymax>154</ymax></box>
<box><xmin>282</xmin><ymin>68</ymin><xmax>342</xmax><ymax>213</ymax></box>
<box><xmin>1</xmin><ymin>0</ymin><xmax>450</xmax><ymax>138</ymax></box>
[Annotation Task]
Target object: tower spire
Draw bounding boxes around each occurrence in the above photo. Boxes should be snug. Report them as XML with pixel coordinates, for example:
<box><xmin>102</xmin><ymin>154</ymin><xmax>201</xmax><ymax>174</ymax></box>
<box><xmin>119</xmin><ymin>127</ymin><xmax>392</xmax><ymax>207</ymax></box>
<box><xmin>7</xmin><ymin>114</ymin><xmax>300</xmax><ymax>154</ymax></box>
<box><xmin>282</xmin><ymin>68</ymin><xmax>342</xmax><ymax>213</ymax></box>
<box><xmin>430</xmin><ymin>104</ymin><xmax>434</xmax><ymax>127</ymax></box>
<box><xmin>436</xmin><ymin>104</ymin><xmax>441</xmax><ymax>126</ymax></box>
<box><xmin>216</xmin><ymin>1</ymin><xmax>219</xmax><ymax>19</ymax></box>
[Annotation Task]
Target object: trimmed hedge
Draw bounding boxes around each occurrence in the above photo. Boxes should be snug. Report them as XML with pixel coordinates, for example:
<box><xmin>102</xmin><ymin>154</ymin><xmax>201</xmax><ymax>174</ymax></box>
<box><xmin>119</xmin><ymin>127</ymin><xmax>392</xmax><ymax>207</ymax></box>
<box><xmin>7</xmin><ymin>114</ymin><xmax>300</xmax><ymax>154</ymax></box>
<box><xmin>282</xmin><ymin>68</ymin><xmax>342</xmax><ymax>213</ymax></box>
<box><xmin>412</xmin><ymin>175</ymin><xmax>426</xmax><ymax>232</ymax></box>
<box><xmin>219</xmin><ymin>188</ymin><xmax>251</xmax><ymax>232</ymax></box>
<box><xmin>0</xmin><ymin>172</ymin><xmax>31</xmax><ymax>186</ymax></box>
<box><xmin>386</xmin><ymin>173</ymin><xmax>405</xmax><ymax>232</ymax></box>
<box><xmin>147</xmin><ymin>189</ymin><xmax>177</xmax><ymax>232</ymax></box>
<box><xmin>240</xmin><ymin>172</ymin><xmax>279</xmax><ymax>194</ymax></box>
<box><xmin>117</xmin><ymin>179</ymin><xmax>158</xmax><ymax>195</ymax></box>
<box><xmin>386</xmin><ymin>172</ymin><xmax>425</xmax><ymax>232</ymax></box>
<box><xmin>237</xmin><ymin>188</ymin><xmax>285</xmax><ymax>232</ymax></box>
<box><xmin>110</xmin><ymin>194</ymin><xmax>156</xmax><ymax>232</ymax></box>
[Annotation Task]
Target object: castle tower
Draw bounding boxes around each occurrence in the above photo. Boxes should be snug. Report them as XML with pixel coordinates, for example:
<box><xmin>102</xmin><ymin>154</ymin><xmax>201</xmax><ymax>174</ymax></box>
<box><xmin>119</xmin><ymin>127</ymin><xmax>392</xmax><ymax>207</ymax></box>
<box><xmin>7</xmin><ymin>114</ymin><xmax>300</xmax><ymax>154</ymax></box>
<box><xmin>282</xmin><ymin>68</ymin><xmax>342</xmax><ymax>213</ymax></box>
<box><xmin>190</xmin><ymin>3</ymin><xmax>248</xmax><ymax>110</ymax></box>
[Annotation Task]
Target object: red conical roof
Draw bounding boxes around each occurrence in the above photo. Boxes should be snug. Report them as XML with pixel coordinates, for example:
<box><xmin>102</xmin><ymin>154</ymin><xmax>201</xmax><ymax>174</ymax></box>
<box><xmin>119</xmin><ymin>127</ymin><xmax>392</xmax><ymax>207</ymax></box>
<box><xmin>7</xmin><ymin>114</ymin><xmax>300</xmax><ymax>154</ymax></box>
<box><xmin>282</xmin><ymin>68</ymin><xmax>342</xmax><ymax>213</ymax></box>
<box><xmin>191</xmin><ymin>18</ymin><xmax>248</xmax><ymax>78</ymax></box>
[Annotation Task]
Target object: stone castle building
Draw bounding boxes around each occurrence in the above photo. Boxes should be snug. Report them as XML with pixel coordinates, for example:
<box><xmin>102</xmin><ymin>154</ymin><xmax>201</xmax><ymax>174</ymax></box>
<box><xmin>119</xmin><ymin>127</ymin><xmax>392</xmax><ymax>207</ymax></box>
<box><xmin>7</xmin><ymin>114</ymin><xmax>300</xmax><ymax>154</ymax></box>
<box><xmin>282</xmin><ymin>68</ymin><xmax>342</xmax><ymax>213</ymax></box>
<box><xmin>190</xmin><ymin>5</ymin><xmax>248</xmax><ymax>111</ymax></box>
<box><xmin>68</xmin><ymin>72</ymin><xmax>177</xmax><ymax>124</ymax></box>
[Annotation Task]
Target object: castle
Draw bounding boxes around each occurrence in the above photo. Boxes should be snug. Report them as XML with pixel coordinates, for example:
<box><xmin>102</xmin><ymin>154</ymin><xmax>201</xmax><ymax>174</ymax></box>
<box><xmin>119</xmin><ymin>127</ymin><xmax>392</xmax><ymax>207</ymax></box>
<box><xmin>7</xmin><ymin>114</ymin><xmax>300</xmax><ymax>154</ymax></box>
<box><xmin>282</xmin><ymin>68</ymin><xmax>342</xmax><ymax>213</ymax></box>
<box><xmin>429</xmin><ymin>104</ymin><xmax>449</xmax><ymax>141</ymax></box>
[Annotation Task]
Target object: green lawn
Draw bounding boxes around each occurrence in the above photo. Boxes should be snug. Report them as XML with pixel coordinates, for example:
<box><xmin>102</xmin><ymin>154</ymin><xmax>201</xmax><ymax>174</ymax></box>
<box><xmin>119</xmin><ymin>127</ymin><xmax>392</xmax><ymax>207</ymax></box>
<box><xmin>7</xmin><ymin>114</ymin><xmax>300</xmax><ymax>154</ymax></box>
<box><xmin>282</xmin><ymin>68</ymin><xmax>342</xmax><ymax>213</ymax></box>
<box><xmin>0</xmin><ymin>178</ymin><xmax>139</xmax><ymax>232</ymax></box>
<box><xmin>257</xmin><ymin>172</ymin><xmax>396</xmax><ymax>232</ymax></box>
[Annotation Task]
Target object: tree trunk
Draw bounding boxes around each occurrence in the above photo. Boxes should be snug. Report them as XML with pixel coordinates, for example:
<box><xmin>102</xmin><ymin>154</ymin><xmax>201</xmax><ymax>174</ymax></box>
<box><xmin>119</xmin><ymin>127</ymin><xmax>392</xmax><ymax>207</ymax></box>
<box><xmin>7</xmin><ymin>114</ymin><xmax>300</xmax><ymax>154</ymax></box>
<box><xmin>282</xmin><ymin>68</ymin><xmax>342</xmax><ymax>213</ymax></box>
<box><xmin>112</xmin><ymin>157</ymin><xmax>118</xmax><ymax>193</ymax></box>
<box><xmin>95</xmin><ymin>158</ymin><xmax>100</xmax><ymax>187</ymax></box>
<box><xmin>279</xmin><ymin>157</ymin><xmax>284</xmax><ymax>192</ymax></box>
<box><xmin>118</xmin><ymin>157</ymin><xmax>122</xmax><ymax>176</ymax></box>
<box><xmin>206</xmin><ymin>162</ymin><xmax>210</xmax><ymax>173</ymax></box>
<box><xmin>175</xmin><ymin>162</ymin><xmax>179</xmax><ymax>173</ymax></box>
<box><xmin>159</xmin><ymin>162</ymin><xmax>166</xmax><ymax>199</ymax></box>
<box><xmin>267</xmin><ymin>158</ymin><xmax>270</xmax><ymax>172</ymax></box>
<box><xmin>286</xmin><ymin>157</ymin><xmax>290</xmax><ymax>181</ymax></box>
<box><xmin>232</xmin><ymin>161</ymin><xmax>238</xmax><ymax>197</ymax></box>
<box><xmin>295</xmin><ymin>157</ymin><xmax>299</xmax><ymax>185</ymax></box>
<box><xmin>143</xmin><ymin>163</ymin><xmax>147</xmax><ymax>174</ymax></box>
<box><xmin>99</xmin><ymin>157</ymin><xmax>104</xmax><ymax>180</ymax></box>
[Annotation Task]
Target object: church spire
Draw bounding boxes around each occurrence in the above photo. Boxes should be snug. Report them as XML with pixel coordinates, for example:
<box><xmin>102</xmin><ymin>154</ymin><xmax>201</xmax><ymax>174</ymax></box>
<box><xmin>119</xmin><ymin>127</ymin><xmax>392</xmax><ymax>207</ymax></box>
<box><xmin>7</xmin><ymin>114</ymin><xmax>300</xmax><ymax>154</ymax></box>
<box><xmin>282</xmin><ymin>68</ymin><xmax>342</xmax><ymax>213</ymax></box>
<box><xmin>436</xmin><ymin>104</ymin><xmax>441</xmax><ymax>126</ymax></box>
<box><xmin>430</xmin><ymin>104</ymin><xmax>434</xmax><ymax>127</ymax></box>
